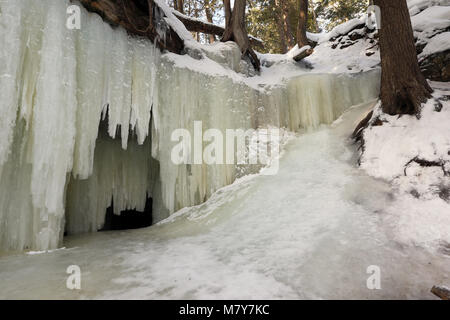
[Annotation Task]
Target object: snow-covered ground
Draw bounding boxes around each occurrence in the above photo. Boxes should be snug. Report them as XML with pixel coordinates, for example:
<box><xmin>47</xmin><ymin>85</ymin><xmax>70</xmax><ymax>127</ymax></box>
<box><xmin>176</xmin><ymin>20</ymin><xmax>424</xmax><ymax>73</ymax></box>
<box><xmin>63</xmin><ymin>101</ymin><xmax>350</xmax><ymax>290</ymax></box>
<box><xmin>360</xmin><ymin>83</ymin><xmax>450</xmax><ymax>248</ymax></box>
<box><xmin>1</xmin><ymin>101</ymin><xmax>449</xmax><ymax>299</ymax></box>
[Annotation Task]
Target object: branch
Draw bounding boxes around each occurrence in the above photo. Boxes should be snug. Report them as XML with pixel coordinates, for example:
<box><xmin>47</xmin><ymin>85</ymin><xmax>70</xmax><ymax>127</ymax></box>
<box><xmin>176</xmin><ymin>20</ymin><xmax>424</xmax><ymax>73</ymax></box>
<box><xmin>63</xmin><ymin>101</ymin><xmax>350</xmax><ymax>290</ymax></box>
<box><xmin>172</xmin><ymin>10</ymin><xmax>264</xmax><ymax>50</ymax></box>
<box><xmin>293</xmin><ymin>47</ymin><xmax>314</xmax><ymax>62</ymax></box>
<box><xmin>431</xmin><ymin>285</ymin><xmax>450</xmax><ymax>300</ymax></box>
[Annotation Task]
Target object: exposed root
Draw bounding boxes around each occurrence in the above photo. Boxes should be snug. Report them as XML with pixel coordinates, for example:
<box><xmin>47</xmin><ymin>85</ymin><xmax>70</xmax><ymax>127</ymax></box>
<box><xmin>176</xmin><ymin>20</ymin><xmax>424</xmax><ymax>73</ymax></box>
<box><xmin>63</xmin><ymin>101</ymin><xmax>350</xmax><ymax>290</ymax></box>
<box><xmin>403</xmin><ymin>157</ymin><xmax>448</xmax><ymax>177</ymax></box>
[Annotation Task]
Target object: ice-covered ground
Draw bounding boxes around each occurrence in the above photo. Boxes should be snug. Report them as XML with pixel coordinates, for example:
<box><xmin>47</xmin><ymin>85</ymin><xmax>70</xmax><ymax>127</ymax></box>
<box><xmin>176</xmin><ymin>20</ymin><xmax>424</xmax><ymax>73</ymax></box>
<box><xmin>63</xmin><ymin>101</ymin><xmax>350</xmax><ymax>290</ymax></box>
<box><xmin>1</xmin><ymin>102</ymin><xmax>449</xmax><ymax>299</ymax></box>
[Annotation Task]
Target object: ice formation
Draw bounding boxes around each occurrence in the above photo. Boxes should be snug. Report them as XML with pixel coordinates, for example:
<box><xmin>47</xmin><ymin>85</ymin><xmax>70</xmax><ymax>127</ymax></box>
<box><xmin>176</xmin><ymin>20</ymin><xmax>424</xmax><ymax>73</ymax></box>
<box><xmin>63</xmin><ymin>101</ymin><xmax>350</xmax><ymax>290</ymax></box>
<box><xmin>0</xmin><ymin>0</ymin><xmax>380</xmax><ymax>251</ymax></box>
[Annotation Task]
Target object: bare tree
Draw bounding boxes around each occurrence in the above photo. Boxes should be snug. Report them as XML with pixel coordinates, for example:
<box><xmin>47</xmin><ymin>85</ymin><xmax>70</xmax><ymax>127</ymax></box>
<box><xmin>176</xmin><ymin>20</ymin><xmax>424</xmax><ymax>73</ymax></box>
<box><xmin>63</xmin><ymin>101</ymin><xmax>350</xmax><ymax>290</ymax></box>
<box><xmin>222</xmin><ymin>0</ymin><xmax>260</xmax><ymax>70</ymax></box>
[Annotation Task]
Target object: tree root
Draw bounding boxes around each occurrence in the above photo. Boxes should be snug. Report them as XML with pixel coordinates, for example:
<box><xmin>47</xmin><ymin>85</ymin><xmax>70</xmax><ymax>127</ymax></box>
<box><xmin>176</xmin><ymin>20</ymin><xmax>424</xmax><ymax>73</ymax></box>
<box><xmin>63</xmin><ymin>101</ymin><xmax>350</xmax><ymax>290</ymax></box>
<box><xmin>403</xmin><ymin>157</ymin><xmax>449</xmax><ymax>176</ymax></box>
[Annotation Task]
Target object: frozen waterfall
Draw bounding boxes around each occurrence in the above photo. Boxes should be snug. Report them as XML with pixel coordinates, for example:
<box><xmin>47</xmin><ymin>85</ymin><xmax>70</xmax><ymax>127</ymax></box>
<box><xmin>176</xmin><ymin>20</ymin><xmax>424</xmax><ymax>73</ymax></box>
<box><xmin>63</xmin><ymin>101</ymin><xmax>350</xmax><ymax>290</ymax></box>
<box><xmin>0</xmin><ymin>0</ymin><xmax>380</xmax><ymax>251</ymax></box>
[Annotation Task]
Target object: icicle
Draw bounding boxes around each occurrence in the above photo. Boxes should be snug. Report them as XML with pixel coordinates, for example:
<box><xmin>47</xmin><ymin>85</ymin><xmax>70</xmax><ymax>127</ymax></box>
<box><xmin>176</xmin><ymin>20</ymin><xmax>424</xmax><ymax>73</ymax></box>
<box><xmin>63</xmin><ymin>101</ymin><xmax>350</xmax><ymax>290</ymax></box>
<box><xmin>0</xmin><ymin>0</ymin><xmax>25</xmax><ymax>171</ymax></box>
<box><xmin>0</xmin><ymin>0</ymin><xmax>380</xmax><ymax>251</ymax></box>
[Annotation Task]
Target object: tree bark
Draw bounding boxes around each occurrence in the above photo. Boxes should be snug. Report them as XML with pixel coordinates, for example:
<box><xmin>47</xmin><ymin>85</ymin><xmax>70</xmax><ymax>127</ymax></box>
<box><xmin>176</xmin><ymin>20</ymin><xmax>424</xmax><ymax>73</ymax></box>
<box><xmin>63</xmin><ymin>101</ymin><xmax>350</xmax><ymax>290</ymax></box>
<box><xmin>276</xmin><ymin>19</ymin><xmax>288</xmax><ymax>53</ymax></box>
<box><xmin>311</xmin><ymin>5</ymin><xmax>320</xmax><ymax>33</ymax></box>
<box><xmin>274</xmin><ymin>0</ymin><xmax>295</xmax><ymax>52</ymax></box>
<box><xmin>375</xmin><ymin>0</ymin><xmax>433</xmax><ymax>115</ymax></box>
<box><xmin>281</xmin><ymin>0</ymin><xmax>296</xmax><ymax>49</ymax></box>
<box><xmin>297</xmin><ymin>0</ymin><xmax>309</xmax><ymax>48</ymax></box>
<box><xmin>222</xmin><ymin>0</ymin><xmax>261</xmax><ymax>70</ymax></box>
<box><xmin>224</xmin><ymin>0</ymin><xmax>232</xmax><ymax>30</ymax></box>
<box><xmin>293</xmin><ymin>47</ymin><xmax>313</xmax><ymax>61</ymax></box>
<box><xmin>204</xmin><ymin>0</ymin><xmax>216</xmax><ymax>43</ymax></box>
<box><xmin>177</xmin><ymin>0</ymin><xmax>184</xmax><ymax>14</ymax></box>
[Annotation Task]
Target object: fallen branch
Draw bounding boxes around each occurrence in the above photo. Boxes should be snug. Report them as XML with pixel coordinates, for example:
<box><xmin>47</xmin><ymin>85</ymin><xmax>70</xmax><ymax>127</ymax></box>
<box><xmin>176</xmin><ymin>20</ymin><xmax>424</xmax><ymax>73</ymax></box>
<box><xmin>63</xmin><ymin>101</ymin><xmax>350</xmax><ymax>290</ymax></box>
<box><xmin>431</xmin><ymin>285</ymin><xmax>450</xmax><ymax>300</ymax></box>
<box><xmin>293</xmin><ymin>47</ymin><xmax>314</xmax><ymax>62</ymax></box>
<box><xmin>172</xmin><ymin>10</ymin><xmax>264</xmax><ymax>50</ymax></box>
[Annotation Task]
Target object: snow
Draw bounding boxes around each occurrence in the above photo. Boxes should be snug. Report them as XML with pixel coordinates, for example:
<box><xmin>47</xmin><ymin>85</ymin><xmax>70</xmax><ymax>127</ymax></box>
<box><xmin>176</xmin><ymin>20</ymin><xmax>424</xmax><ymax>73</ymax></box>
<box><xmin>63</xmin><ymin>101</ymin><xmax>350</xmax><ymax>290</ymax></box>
<box><xmin>408</xmin><ymin>0</ymin><xmax>450</xmax><ymax>15</ymax></box>
<box><xmin>360</xmin><ymin>82</ymin><xmax>450</xmax><ymax>247</ymax></box>
<box><xmin>286</xmin><ymin>45</ymin><xmax>312</xmax><ymax>60</ymax></box>
<box><xmin>320</xmin><ymin>17</ymin><xmax>366</xmax><ymax>43</ymax></box>
<box><xmin>1</xmin><ymin>102</ymin><xmax>449</xmax><ymax>299</ymax></box>
<box><xmin>419</xmin><ymin>32</ymin><xmax>450</xmax><ymax>58</ymax></box>
<box><xmin>153</xmin><ymin>0</ymin><xmax>196</xmax><ymax>45</ymax></box>
<box><xmin>411</xmin><ymin>5</ymin><xmax>450</xmax><ymax>33</ymax></box>
<box><xmin>360</xmin><ymin>84</ymin><xmax>450</xmax><ymax>182</ymax></box>
<box><xmin>411</xmin><ymin>5</ymin><xmax>450</xmax><ymax>46</ymax></box>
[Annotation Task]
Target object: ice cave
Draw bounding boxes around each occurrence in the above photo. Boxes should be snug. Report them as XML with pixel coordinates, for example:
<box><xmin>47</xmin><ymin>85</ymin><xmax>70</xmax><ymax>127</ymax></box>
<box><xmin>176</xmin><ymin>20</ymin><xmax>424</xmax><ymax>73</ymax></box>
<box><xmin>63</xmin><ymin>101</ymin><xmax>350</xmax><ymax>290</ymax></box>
<box><xmin>0</xmin><ymin>0</ymin><xmax>381</xmax><ymax>251</ymax></box>
<box><xmin>0</xmin><ymin>0</ymin><xmax>449</xmax><ymax>301</ymax></box>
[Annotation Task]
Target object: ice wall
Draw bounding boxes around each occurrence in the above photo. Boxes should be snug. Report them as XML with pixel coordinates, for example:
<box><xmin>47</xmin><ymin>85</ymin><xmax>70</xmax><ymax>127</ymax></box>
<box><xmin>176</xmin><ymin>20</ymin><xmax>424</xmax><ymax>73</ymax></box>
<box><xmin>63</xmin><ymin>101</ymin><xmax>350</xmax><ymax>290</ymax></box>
<box><xmin>0</xmin><ymin>0</ymin><xmax>380</xmax><ymax>251</ymax></box>
<box><xmin>0</xmin><ymin>0</ymin><xmax>159</xmax><ymax>251</ymax></box>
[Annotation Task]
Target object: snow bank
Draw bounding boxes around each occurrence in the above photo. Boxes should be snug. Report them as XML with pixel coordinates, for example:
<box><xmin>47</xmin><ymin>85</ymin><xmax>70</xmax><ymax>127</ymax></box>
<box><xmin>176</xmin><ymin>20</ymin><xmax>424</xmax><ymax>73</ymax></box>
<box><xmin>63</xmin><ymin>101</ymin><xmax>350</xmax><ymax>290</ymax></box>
<box><xmin>419</xmin><ymin>32</ymin><xmax>450</xmax><ymax>58</ymax></box>
<box><xmin>411</xmin><ymin>5</ymin><xmax>450</xmax><ymax>32</ymax></box>
<box><xmin>360</xmin><ymin>89</ymin><xmax>450</xmax><ymax>182</ymax></box>
<box><xmin>360</xmin><ymin>83</ymin><xmax>450</xmax><ymax>247</ymax></box>
<box><xmin>408</xmin><ymin>0</ymin><xmax>450</xmax><ymax>15</ymax></box>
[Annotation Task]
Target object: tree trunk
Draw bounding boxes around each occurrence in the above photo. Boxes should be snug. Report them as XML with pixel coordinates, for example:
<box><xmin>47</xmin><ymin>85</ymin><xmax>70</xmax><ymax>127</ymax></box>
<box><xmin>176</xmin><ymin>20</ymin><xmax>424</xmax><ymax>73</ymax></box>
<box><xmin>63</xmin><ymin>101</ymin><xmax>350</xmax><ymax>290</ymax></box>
<box><xmin>177</xmin><ymin>0</ymin><xmax>184</xmax><ymax>14</ymax></box>
<box><xmin>311</xmin><ymin>4</ymin><xmax>320</xmax><ymax>33</ymax></box>
<box><xmin>222</xmin><ymin>0</ymin><xmax>260</xmax><ymax>70</ymax></box>
<box><xmin>274</xmin><ymin>0</ymin><xmax>288</xmax><ymax>53</ymax></box>
<box><xmin>375</xmin><ymin>0</ymin><xmax>433</xmax><ymax>115</ymax></box>
<box><xmin>204</xmin><ymin>0</ymin><xmax>216</xmax><ymax>43</ymax></box>
<box><xmin>281</xmin><ymin>0</ymin><xmax>296</xmax><ymax>49</ymax></box>
<box><xmin>297</xmin><ymin>0</ymin><xmax>309</xmax><ymax>48</ymax></box>
<box><xmin>224</xmin><ymin>0</ymin><xmax>232</xmax><ymax>30</ymax></box>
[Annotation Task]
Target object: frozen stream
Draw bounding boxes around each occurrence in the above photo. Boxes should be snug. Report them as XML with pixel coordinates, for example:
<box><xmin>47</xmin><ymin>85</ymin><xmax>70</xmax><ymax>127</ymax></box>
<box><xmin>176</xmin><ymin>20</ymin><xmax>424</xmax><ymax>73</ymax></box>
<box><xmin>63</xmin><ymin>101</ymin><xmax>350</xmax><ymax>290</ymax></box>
<box><xmin>0</xmin><ymin>102</ymin><xmax>448</xmax><ymax>299</ymax></box>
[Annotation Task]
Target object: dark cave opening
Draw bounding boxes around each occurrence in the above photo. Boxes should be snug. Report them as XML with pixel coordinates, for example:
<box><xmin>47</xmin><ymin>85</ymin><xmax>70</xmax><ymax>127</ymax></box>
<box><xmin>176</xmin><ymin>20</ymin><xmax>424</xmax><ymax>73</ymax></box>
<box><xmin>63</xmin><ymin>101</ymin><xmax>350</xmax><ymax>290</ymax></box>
<box><xmin>99</xmin><ymin>196</ymin><xmax>153</xmax><ymax>231</ymax></box>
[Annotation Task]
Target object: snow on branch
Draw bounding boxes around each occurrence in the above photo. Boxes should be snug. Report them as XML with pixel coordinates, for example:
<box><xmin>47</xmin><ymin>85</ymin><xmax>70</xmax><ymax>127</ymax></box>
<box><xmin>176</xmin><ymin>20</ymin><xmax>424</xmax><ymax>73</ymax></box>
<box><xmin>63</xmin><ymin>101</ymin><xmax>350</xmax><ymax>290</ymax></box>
<box><xmin>171</xmin><ymin>10</ymin><xmax>264</xmax><ymax>49</ymax></box>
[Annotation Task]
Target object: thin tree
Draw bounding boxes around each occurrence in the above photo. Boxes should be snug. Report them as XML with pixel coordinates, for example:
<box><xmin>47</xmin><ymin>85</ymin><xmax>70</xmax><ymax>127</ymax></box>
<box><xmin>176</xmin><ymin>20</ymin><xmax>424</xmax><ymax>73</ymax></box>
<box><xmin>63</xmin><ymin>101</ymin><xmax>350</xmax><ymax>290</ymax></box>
<box><xmin>274</xmin><ymin>0</ymin><xmax>289</xmax><ymax>52</ymax></box>
<box><xmin>374</xmin><ymin>0</ymin><xmax>433</xmax><ymax>115</ymax></box>
<box><xmin>281</xmin><ymin>0</ymin><xmax>296</xmax><ymax>49</ymax></box>
<box><xmin>204</xmin><ymin>0</ymin><xmax>216</xmax><ymax>43</ymax></box>
<box><xmin>176</xmin><ymin>0</ymin><xmax>184</xmax><ymax>14</ymax></box>
<box><xmin>297</xmin><ymin>0</ymin><xmax>309</xmax><ymax>48</ymax></box>
<box><xmin>222</xmin><ymin>0</ymin><xmax>260</xmax><ymax>70</ymax></box>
